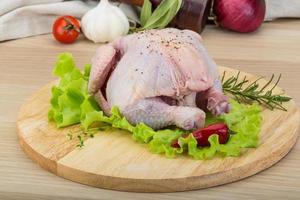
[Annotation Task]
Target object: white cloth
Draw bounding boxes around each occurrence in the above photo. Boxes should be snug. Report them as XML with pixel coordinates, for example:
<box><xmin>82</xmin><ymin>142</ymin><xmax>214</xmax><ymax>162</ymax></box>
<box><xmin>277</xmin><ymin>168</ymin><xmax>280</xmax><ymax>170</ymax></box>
<box><xmin>265</xmin><ymin>0</ymin><xmax>300</xmax><ymax>21</ymax></box>
<box><xmin>0</xmin><ymin>0</ymin><xmax>139</xmax><ymax>41</ymax></box>
<box><xmin>1</xmin><ymin>0</ymin><xmax>300</xmax><ymax>41</ymax></box>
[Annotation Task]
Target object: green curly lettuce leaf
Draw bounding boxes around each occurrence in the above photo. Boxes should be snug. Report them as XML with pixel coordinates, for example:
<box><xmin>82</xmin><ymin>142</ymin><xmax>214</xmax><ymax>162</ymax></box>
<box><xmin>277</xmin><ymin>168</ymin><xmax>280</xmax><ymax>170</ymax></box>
<box><xmin>48</xmin><ymin>53</ymin><xmax>98</xmax><ymax>128</ymax></box>
<box><xmin>80</xmin><ymin>101</ymin><xmax>261</xmax><ymax>159</ymax></box>
<box><xmin>49</xmin><ymin>53</ymin><xmax>262</xmax><ymax>160</ymax></box>
<box><xmin>179</xmin><ymin>100</ymin><xmax>262</xmax><ymax>159</ymax></box>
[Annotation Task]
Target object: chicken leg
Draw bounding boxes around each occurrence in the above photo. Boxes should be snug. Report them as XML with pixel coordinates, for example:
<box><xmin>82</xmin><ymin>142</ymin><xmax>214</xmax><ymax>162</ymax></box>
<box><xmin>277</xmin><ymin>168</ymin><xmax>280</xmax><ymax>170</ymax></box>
<box><xmin>122</xmin><ymin>98</ymin><xmax>206</xmax><ymax>130</ymax></box>
<box><xmin>196</xmin><ymin>80</ymin><xmax>230</xmax><ymax>116</ymax></box>
<box><xmin>88</xmin><ymin>44</ymin><xmax>118</xmax><ymax>115</ymax></box>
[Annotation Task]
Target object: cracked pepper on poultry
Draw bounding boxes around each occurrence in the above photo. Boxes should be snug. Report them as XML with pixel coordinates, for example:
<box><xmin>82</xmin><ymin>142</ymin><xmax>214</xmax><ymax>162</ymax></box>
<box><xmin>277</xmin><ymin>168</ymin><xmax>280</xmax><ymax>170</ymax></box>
<box><xmin>88</xmin><ymin>28</ymin><xmax>230</xmax><ymax>130</ymax></box>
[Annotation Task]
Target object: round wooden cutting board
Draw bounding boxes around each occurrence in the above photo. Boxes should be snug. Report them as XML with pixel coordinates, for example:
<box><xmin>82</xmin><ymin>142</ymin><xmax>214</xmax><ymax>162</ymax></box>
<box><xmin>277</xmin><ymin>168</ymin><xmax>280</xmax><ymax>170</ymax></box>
<box><xmin>17</xmin><ymin>67</ymin><xmax>300</xmax><ymax>192</ymax></box>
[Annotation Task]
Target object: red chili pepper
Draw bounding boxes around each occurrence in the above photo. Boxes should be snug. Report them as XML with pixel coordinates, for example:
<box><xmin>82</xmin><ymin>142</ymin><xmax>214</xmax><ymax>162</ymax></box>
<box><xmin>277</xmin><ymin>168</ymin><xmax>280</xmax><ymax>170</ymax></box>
<box><xmin>171</xmin><ymin>123</ymin><xmax>234</xmax><ymax>148</ymax></box>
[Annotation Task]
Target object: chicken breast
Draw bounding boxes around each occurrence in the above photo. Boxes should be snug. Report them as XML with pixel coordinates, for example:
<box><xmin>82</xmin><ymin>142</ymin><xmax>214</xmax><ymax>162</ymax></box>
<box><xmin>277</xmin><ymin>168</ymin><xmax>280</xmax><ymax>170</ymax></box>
<box><xmin>88</xmin><ymin>28</ymin><xmax>230</xmax><ymax>130</ymax></box>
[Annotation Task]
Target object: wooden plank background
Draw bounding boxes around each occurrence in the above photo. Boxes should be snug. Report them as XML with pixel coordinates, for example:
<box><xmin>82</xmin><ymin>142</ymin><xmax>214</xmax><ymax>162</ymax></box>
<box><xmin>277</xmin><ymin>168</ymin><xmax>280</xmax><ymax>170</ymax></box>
<box><xmin>0</xmin><ymin>20</ymin><xmax>300</xmax><ymax>199</ymax></box>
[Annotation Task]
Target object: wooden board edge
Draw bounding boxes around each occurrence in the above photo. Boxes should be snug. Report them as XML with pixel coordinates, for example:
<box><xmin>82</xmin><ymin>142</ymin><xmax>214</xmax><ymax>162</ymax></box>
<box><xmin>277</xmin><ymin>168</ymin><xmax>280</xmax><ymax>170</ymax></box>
<box><xmin>56</xmin><ymin>136</ymin><xmax>297</xmax><ymax>193</ymax></box>
<box><xmin>17</xmin><ymin>127</ymin><xmax>58</xmax><ymax>174</ymax></box>
<box><xmin>16</xmin><ymin>82</ymin><xmax>58</xmax><ymax>174</ymax></box>
<box><xmin>16</xmin><ymin>80</ymin><xmax>91</xmax><ymax>176</ymax></box>
<box><xmin>55</xmin><ymin>110</ymin><xmax>300</xmax><ymax>193</ymax></box>
<box><xmin>16</xmin><ymin>67</ymin><xmax>300</xmax><ymax>192</ymax></box>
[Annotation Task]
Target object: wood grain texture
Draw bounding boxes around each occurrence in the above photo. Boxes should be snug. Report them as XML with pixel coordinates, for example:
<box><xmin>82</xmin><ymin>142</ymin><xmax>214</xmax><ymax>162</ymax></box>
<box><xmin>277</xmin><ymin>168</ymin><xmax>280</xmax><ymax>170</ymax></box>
<box><xmin>16</xmin><ymin>67</ymin><xmax>300</xmax><ymax>192</ymax></box>
<box><xmin>1</xmin><ymin>20</ymin><xmax>300</xmax><ymax>199</ymax></box>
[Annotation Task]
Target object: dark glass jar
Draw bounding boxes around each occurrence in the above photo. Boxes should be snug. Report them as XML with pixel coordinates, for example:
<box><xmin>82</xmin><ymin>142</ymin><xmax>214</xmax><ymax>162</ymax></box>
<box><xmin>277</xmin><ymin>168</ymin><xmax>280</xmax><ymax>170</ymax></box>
<box><xmin>119</xmin><ymin>0</ymin><xmax>212</xmax><ymax>33</ymax></box>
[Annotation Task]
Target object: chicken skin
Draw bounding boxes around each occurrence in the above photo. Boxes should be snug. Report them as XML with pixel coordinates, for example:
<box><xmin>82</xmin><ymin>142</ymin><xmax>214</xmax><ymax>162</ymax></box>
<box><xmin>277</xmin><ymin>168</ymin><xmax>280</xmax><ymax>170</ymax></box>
<box><xmin>88</xmin><ymin>28</ymin><xmax>230</xmax><ymax>130</ymax></box>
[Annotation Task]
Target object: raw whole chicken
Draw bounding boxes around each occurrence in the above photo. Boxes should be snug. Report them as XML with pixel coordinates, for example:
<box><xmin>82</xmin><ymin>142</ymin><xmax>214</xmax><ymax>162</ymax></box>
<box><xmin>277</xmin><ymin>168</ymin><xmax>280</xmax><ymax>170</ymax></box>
<box><xmin>88</xmin><ymin>28</ymin><xmax>230</xmax><ymax>130</ymax></box>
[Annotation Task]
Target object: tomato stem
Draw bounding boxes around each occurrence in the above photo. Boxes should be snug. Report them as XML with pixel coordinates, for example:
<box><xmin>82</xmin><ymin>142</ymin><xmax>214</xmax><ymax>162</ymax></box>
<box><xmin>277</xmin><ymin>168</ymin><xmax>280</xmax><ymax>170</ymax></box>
<box><xmin>63</xmin><ymin>17</ymin><xmax>80</xmax><ymax>33</ymax></box>
<box><xmin>228</xmin><ymin>129</ymin><xmax>237</xmax><ymax>135</ymax></box>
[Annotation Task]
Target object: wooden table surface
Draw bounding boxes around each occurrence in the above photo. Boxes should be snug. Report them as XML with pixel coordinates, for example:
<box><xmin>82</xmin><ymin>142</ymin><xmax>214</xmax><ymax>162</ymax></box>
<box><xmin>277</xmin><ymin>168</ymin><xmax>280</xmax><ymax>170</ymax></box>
<box><xmin>1</xmin><ymin>20</ymin><xmax>300</xmax><ymax>200</ymax></box>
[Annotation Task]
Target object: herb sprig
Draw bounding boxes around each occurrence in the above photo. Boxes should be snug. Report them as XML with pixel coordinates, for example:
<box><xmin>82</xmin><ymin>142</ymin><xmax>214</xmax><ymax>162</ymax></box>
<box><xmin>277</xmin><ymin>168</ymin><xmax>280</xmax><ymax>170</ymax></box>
<box><xmin>67</xmin><ymin>127</ymin><xmax>101</xmax><ymax>148</ymax></box>
<box><xmin>222</xmin><ymin>71</ymin><xmax>292</xmax><ymax>111</ymax></box>
<box><xmin>133</xmin><ymin>0</ymin><xmax>182</xmax><ymax>31</ymax></box>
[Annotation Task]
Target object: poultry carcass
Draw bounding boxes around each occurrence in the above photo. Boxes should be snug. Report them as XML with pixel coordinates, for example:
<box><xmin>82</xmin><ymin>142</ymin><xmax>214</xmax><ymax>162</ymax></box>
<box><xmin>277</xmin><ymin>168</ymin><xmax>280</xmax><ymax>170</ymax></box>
<box><xmin>88</xmin><ymin>28</ymin><xmax>230</xmax><ymax>130</ymax></box>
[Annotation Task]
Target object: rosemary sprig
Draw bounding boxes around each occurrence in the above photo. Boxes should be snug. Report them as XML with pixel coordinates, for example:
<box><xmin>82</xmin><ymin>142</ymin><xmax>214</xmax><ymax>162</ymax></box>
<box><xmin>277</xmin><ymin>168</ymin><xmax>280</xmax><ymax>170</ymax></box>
<box><xmin>222</xmin><ymin>71</ymin><xmax>292</xmax><ymax>111</ymax></box>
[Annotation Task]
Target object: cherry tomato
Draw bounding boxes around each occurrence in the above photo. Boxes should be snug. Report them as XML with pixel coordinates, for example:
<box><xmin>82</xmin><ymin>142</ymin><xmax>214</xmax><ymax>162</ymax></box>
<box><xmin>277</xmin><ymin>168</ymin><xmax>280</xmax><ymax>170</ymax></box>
<box><xmin>52</xmin><ymin>15</ymin><xmax>80</xmax><ymax>44</ymax></box>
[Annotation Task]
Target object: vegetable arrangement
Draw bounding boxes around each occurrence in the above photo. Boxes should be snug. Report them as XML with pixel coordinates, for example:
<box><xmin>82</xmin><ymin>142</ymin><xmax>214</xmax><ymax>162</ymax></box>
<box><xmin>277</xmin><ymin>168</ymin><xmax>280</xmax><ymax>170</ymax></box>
<box><xmin>51</xmin><ymin>0</ymin><xmax>267</xmax><ymax>44</ymax></box>
<box><xmin>48</xmin><ymin>53</ymin><xmax>265</xmax><ymax>159</ymax></box>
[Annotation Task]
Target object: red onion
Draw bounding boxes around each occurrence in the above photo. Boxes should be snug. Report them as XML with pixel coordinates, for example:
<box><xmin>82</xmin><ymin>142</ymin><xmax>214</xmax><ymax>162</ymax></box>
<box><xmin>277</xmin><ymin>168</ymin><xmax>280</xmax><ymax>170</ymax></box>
<box><xmin>213</xmin><ymin>0</ymin><xmax>266</xmax><ymax>33</ymax></box>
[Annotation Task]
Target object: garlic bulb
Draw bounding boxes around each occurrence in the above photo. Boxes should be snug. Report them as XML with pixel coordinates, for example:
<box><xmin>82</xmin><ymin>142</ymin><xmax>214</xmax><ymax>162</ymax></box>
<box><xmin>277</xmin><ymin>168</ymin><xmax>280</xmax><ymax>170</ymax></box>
<box><xmin>81</xmin><ymin>0</ymin><xmax>129</xmax><ymax>43</ymax></box>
